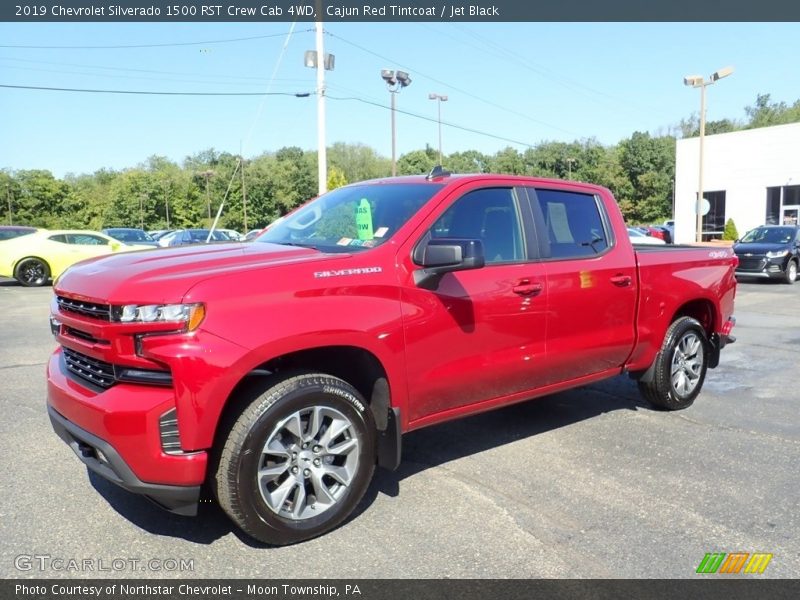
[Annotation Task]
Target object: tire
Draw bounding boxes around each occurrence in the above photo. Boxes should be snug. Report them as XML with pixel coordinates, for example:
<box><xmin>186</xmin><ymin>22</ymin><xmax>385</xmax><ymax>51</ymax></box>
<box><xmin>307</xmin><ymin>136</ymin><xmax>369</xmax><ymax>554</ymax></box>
<box><xmin>638</xmin><ymin>317</ymin><xmax>710</xmax><ymax>410</ymax></box>
<box><xmin>14</xmin><ymin>257</ymin><xmax>50</xmax><ymax>287</ymax></box>
<box><xmin>214</xmin><ymin>372</ymin><xmax>376</xmax><ymax>545</ymax></box>
<box><xmin>784</xmin><ymin>260</ymin><xmax>797</xmax><ymax>285</ymax></box>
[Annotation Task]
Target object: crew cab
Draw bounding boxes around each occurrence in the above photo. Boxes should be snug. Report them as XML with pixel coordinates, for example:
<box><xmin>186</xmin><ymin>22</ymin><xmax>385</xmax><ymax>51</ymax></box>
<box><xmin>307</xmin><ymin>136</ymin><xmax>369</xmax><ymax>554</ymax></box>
<box><xmin>46</xmin><ymin>173</ymin><xmax>737</xmax><ymax>545</ymax></box>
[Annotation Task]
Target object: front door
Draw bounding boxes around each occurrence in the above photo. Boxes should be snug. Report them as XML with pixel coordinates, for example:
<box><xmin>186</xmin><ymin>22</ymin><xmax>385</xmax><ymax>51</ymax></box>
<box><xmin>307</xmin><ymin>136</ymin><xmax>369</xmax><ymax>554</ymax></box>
<box><xmin>399</xmin><ymin>184</ymin><xmax>548</xmax><ymax>424</ymax></box>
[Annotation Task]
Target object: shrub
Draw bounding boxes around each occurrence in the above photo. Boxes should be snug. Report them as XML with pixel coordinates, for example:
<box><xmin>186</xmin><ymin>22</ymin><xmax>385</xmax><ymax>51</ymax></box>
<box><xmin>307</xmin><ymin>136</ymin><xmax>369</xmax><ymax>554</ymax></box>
<box><xmin>723</xmin><ymin>218</ymin><xmax>739</xmax><ymax>241</ymax></box>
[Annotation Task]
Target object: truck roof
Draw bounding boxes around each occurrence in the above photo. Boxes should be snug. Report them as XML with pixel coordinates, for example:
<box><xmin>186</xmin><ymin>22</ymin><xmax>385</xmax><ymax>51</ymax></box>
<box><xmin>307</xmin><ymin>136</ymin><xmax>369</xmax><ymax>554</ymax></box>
<box><xmin>349</xmin><ymin>173</ymin><xmax>610</xmax><ymax>195</ymax></box>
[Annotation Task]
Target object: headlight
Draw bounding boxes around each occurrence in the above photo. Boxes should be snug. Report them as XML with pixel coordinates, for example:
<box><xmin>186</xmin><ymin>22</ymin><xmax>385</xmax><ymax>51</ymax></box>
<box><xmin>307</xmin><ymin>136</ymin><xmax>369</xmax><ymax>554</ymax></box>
<box><xmin>766</xmin><ymin>250</ymin><xmax>789</xmax><ymax>258</ymax></box>
<box><xmin>111</xmin><ymin>303</ymin><xmax>205</xmax><ymax>330</ymax></box>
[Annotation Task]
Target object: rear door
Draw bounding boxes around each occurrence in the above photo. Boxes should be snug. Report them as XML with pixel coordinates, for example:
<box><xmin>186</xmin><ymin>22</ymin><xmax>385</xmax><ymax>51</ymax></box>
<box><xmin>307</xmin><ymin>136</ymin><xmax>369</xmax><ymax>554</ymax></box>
<box><xmin>398</xmin><ymin>182</ymin><xmax>549</xmax><ymax>424</ymax></box>
<box><xmin>525</xmin><ymin>186</ymin><xmax>637</xmax><ymax>385</ymax></box>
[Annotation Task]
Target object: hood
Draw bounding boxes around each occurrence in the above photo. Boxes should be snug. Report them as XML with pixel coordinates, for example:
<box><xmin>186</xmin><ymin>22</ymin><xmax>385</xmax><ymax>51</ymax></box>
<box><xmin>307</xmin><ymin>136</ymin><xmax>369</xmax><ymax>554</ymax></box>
<box><xmin>733</xmin><ymin>242</ymin><xmax>790</xmax><ymax>255</ymax></box>
<box><xmin>55</xmin><ymin>242</ymin><xmax>339</xmax><ymax>304</ymax></box>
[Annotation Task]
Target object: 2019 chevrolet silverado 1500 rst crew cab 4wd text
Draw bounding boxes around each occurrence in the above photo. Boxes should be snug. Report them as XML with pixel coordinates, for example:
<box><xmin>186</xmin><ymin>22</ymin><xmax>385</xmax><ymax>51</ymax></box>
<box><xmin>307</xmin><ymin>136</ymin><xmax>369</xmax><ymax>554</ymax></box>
<box><xmin>46</xmin><ymin>173</ymin><xmax>737</xmax><ymax>545</ymax></box>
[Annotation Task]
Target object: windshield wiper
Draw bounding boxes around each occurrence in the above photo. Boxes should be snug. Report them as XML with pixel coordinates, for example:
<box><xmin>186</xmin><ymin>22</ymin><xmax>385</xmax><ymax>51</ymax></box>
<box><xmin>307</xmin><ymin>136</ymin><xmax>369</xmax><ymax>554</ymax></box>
<box><xmin>271</xmin><ymin>241</ymin><xmax>319</xmax><ymax>250</ymax></box>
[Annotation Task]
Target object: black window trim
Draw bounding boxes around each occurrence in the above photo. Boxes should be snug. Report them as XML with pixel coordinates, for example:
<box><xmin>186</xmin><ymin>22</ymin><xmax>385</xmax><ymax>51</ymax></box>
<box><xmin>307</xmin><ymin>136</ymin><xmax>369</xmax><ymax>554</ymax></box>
<box><xmin>524</xmin><ymin>186</ymin><xmax>616</xmax><ymax>262</ymax></box>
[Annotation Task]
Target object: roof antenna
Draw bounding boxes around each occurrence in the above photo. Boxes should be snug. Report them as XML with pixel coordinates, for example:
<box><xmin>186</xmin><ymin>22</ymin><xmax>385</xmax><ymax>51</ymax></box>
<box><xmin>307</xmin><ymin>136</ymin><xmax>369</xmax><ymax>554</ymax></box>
<box><xmin>426</xmin><ymin>165</ymin><xmax>451</xmax><ymax>180</ymax></box>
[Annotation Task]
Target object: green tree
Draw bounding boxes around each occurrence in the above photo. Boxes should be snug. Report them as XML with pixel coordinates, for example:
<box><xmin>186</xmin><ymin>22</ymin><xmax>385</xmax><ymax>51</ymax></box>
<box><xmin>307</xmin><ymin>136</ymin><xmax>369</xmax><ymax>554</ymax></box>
<box><xmin>397</xmin><ymin>146</ymin><xmax>437</xmax><ymax>175</ymax></box>
<box><xmin>327</xmin><ymin>167</ymin><xmax>348</xmax><ymax>191</ymax></box>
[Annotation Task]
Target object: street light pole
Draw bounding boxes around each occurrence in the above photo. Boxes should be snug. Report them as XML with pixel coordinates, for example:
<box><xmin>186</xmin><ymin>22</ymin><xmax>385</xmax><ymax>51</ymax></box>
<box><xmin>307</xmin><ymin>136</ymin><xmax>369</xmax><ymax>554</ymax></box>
<box><xmin>381</xmin><ymin>70</ymin><xmax>411</xmax><ymax>177</ymax></box>
<box><xmin>428</xmin><ymin>93</ymin><xmax>448</xmax><ymax>165</ymax></box>
<box><xmin>565</xmin><ymin>157</ymin><xmax>575</xmax><ymax>180</ymax></box>
<box><xmin>684</xmin><ymin>66</ymin><xmax>733</xmax><ymax>243</ymax></box>
<box><xmin>6</xmin><ymin>184</ymin><xmax>12</xmax><ymax>225</ymax></box>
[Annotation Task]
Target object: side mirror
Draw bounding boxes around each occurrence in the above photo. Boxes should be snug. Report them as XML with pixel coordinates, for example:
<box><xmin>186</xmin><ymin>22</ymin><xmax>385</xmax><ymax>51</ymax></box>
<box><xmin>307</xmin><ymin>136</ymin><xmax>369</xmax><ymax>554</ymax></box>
<box><xmin>412</xmin><ymin>237</ymin><xmax>485</xmax><ymax>290</ymax></box>
<box><xmin>110</xmin><ymin>241</ymin><xmax>121</xmax><ymax>251</ymax></box>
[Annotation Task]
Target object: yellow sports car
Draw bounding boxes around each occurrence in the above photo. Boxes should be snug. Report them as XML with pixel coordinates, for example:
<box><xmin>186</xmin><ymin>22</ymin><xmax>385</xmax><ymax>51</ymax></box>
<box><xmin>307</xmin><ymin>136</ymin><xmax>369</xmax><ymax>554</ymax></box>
<box><xmin>0</xmin><ymin>229</ymin><xmax>152</xmax><ymax>287</ymax></box>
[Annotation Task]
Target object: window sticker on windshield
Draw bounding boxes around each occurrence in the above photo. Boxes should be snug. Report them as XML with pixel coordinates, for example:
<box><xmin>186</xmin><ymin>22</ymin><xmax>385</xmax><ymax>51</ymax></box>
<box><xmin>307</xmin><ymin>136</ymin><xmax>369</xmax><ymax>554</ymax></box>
<box><xmin>374</xmin><ymin>226</ymin><xmax>389</xmax><ymax>238</ymax></box>
<box><xmin>356</xmin><ymin>198</ymin><xmax>374</xmax><ymax>240</ymax></box>
<box><xmin>337</xmin><ymin>237</ymin><xmax>353</xmax><ymax>246</ymax></box>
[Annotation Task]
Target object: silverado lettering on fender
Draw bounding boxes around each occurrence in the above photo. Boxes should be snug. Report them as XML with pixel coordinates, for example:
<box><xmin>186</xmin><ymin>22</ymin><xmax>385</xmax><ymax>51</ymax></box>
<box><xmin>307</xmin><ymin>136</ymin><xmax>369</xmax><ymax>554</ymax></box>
<box><xmin>47</xmin><ymin>174</ymin><xmax>737</xmax><ymax>545</ymax></box>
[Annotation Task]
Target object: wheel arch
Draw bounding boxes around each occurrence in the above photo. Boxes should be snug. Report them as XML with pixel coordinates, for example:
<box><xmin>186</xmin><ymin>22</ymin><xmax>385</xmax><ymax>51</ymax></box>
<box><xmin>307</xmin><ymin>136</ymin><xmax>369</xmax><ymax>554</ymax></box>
<box><xmin>671</xmin><ymin>297</ymin><xmax>717</xmax><ymax>337</ymax></box>
<box><xmin>211</xmin><ymin>344</ymin><xmax>401</xmax><ymax>472</ymax></box>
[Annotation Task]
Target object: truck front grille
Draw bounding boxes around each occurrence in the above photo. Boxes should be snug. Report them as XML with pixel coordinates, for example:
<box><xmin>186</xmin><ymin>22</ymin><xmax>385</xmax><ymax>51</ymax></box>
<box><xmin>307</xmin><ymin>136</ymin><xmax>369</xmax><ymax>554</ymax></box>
<box><xmin>62</xmin><ymin>347</ymin><xmax>116</xmax><ymax>389</ymax></box>
<box><xmin>57</xmin><ymin>296</ymin><xmax>111</xmax><ymax>321</ymax></box>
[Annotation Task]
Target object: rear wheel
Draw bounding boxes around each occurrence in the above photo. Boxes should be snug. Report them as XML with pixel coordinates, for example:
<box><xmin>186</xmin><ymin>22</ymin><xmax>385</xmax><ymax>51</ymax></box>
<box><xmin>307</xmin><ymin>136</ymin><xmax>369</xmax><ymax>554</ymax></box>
<box><xmin>14</xmin><ymin>257</ymin><xmax>50</xmax><ymax>287</ymax></box>
<box><xmin>638</xmin><ymin>317</ymin><xmax>709</xmax><ymax>410</ymax></box>
<box><xmin>214</xmin><ymin>373</ymin><xmax>376</xmax><ymax>545</ymax></box>
<box><xmin>784</xmin><ymin>260</ymin><xmax>797</xmax><ymax>284</ymax></box>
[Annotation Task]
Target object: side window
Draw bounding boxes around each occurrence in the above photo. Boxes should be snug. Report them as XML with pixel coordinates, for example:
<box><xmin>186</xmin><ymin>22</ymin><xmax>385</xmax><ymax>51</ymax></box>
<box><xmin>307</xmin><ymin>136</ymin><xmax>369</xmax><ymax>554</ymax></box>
<box><xmin>532</xmin><ymin>188</ymin><xmax>609</xmax><ymax>259</ymax></box>
<box><xmin>431</xmin><ymin>187</ymin><xmax>524</xmax><ymax>264</ymax></box>
<box><xmin>48</xmin><ymin>235</ymin><xmax>68</xmax><ymax>244</ymax></box>
<box><xmin>67</xmin><ymin>234</ymin><xmax>108</xmax><ymax>246</ymax></box>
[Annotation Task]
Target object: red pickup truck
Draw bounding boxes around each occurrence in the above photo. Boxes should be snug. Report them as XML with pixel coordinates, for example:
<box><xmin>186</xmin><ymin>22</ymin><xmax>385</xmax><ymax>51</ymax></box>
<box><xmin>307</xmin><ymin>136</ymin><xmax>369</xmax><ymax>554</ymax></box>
<box><xmin>47</xmin><ymin>173</ymin><xmax>737</xmax><ymax>545</ymax></box>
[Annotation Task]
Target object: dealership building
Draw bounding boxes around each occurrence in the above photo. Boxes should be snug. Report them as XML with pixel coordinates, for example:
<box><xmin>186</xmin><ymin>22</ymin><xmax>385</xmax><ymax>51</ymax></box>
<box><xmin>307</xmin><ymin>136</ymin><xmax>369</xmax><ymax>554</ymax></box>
<box><xmin>674</xmin><ymin>122</ymin><xmax>800</xmax><ymax>243</ymax></box>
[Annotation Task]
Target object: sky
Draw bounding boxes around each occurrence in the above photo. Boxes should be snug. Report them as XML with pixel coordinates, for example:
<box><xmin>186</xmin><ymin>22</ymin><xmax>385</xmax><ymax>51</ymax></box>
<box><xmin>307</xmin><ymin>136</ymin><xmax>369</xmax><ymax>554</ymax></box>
<box><xmin>1</xmin><ymin>21</ymin><xmax>799</xmax><ymax>178</ymax></box>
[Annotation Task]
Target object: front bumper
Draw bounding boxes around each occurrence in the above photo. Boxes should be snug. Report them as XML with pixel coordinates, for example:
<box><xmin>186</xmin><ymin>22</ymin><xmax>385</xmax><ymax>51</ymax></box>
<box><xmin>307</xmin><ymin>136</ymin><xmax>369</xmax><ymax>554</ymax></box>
<box><xmin>49</xmin><ymin>406</ymin><xmax>201</xmax><ymax>515</ymax></box>
<box><xmin>47</xmin><ymin>349</ymin><xmax>207</xmax><ymax>515</ymax></box>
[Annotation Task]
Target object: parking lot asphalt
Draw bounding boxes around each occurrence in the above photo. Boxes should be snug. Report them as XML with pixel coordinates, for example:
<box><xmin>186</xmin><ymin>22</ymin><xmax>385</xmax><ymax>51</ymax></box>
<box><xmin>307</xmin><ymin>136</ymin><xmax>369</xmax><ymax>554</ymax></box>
<box><xmin>0</xmin><ymin>277</ymin><xmax>797</xmax><ymax>579</ymax></box>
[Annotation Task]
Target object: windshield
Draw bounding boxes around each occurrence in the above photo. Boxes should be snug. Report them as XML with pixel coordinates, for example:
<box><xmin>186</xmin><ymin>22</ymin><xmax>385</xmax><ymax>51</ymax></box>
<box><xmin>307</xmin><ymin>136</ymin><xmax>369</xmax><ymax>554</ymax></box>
<box><xmin>740</xmin><ymin>227</ymin><xmax>794</xmax><ymax>244</ymax></box>
<box><xmin>257</xmin><ymin>183</ymin><xmax>443</xmax><ymax>252</ymax></box>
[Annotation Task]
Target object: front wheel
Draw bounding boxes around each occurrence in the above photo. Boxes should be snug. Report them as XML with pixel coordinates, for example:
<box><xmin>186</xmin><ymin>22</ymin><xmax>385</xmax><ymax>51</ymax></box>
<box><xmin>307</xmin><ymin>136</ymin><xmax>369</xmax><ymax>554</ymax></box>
<box><xmin>784</xmin><ymin>260</ymin><xmax>797</xmax><ymax>284</ymax></box>
<box><xmin>214</xmin><ymin>373</ymin><xmax>376</xmax><ymax>545</ymax></box>
<box><xmin>14</xmin><ymin>257</ymin><xmax>50</xmax><ymax>287</ymax></box>
<box><xmin>638</xmin><ymin>317</ymin><xmax>710</xmax><ymax>410</ymax></box>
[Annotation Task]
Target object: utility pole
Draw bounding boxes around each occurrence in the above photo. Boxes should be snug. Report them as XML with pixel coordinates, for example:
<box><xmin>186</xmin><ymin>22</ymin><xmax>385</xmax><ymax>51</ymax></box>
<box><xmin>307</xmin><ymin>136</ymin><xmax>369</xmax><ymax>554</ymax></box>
<box><xmin>6</xmin><ymin>184</ymin><xmax>11</xmax><ymax>225</ymax></box>
<box><xmin>240</xmin><ymin>153</ymin><xmax>248</xmax><ymax>232</ymax></box>
<box><xmin>201</xmin><ymin>170</ymin><xmax>214</xmax><ymax>220</ymax></box>
<box><xmin>315</xmin><ymin>13</ymin><xmax>327</xmax><ymax>195</ymax></box>
<box><xmin>163</xmin><ymin>180</ymin><xmax>171</xmax><ymax>229</ymax></box>
<box><xmin>139</xmin><ymin>192</ymin><xmax>146</xmax><ymax>230</ymax></box>
<box><xmin>565</xmin><ymin>157</ymin><xmax>575</xmax><ymax>179</ymax></box>
<box><xmin>428</xmin><ymin>93</ymin><xmax>448</xmax><ymax>165</ymax></box>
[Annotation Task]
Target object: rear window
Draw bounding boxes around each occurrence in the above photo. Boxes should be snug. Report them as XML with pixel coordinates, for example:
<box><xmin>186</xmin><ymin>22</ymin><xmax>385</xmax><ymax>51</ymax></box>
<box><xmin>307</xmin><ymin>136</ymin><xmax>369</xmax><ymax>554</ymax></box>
<box><xmin>531</xmin><ymin>188</ymin><xmax>609</xmax><ymax>259</ymax></box>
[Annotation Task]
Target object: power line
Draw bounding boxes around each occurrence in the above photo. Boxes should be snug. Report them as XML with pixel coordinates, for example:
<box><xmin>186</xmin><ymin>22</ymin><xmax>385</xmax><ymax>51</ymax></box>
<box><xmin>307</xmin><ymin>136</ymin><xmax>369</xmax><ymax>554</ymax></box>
<box><xmin>325</xmin><ymin>30</ymin><xmax>578</xmax><ymax>137</ymax></box>
<box><xmin>0</xmin><ymin>83</ymin><xmax>312</xmax><ymax>97</ymax></box>
<box><xmin>327</xmin><ymin>94</ymin><xmax>535</xmax><ymax>149</ymax></box>
<box><xmin>1</xmin><ymin>64</ymin><xmax>311</xmax><ymax>88</ymax></box>
<box><xmin>0</xmin><ymin>56</ymin><xmax>314</xmax><ymax>83</ymax></box>
<box><xmin>0</xmin><ymin>30</ymin><xmax>313</xmax><ymax>50</ymax></box>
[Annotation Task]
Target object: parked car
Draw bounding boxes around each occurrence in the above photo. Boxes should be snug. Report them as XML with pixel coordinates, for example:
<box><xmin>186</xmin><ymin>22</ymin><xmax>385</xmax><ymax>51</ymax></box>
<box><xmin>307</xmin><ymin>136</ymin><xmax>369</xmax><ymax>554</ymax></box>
<box><xmin>147</xmin><ymin>229</ymin><xmax>173</xmax><ymax>241</ymax></box>
<box><xmin>628</xmin><ymin>227</ymin><xmax>666</xmax><ymax>245</ymax></box>
<box><xmin>0</xmin><ymin>225</ymin><xmax>37</xmax><ymax>241</ymax></box>
<box><xmin>642</xmin><ymin>225</ymin><xmax>672</xmax><ymax>244</ymax></box>
<box><xmin>217</xmin><ymin>229</ymin><xmax>245</xmax><ymax>241</ymax></box>
<box><xmin>733</xmin><ymin>225</ymin><xmax>800</xmax><ymax>284</ymax></box>
<box><xmin>663</xmin><ymin>220</ymin><xmax>675</xmax><ymax>242</ymax></box>
<box><xmin>0</xmin><ymin>229</ymin><xmax>150</xmax><ymax>286</ymax></box>
<box><xmin>102</xmin><ymin>228</ymin><xmax>159</xmax><ymax>247</ymax></box>
<box><xmin>244</xmin><ymin>229</ymin><xmax>263</xmax><ymax>241</ymax></box>
<box><xmin>47</xmin><ymin>174</ymin><xmax>737</xmax><ymax>545</ymax></box>
<box><xmin>157</xmin><ymin>229</ymin><xmax>232</xmax><ymax>247</ymax></box>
